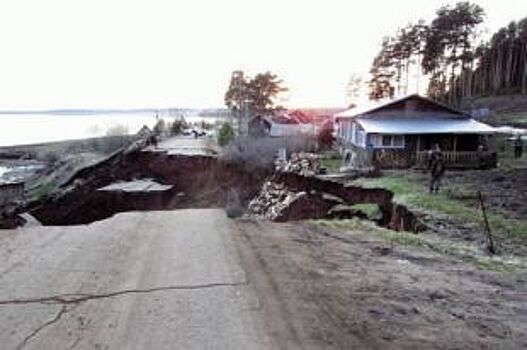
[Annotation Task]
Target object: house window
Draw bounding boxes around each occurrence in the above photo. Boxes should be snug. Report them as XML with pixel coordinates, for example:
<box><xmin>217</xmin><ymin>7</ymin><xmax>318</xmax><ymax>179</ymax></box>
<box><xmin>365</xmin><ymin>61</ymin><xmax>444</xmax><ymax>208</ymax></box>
<box><xmin>371</xmin><ymin>134</ymin><xmax>405</xmax><ymax>148</ymax></box>
<box><xmin>355</xmin><ymin>130</ymin><xmax>366</xmax><ymax>147</ymax></box>
<box><xmin>392</xmin><ymin>135</ymin><xmax>404</xmax><ymax>147</ymax></box>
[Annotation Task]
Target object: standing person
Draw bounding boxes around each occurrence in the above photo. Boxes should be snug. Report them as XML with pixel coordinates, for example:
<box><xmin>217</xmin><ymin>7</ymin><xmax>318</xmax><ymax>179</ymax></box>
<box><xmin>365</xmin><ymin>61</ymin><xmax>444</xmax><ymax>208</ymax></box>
<box><xmin>150</xmin><ymin>134</ymin><xmax>158</xmax><ymax>149</ymax></box>
<box><xmin>477</xmin><ymin>143</ymin><xmax>486</xmax><ymax>169</ymax></box>
<box><xmin>514</xmin><ymin>134</ymin><xmax>523</xmax><ymax>159</ymax></box>
<box><xmin>428</xmin><ymin>144</ymin><xmax>445</xmax><ymax>194</ymax></box>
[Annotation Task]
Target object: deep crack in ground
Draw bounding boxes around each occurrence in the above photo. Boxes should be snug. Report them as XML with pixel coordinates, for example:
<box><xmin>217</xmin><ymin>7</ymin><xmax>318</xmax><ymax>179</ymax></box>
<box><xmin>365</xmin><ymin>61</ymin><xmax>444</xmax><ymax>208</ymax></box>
<box><xmin>15</xmin><ymin>304</ymin><xmax>70</xmax><ymax>350</ymax></box>
<box><xmin>2</xmin><ymin>280</ymin><xmax>248</xmax><ymax>349</ymax></box>
<box><xmin>0</xmin><ymin>280</ymin><xmax>249</xmax><ymax>306</ymax></box>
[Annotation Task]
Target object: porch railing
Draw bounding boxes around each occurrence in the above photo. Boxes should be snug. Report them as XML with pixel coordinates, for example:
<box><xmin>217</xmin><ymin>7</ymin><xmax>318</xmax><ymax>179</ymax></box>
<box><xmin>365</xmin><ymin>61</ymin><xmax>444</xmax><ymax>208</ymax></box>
<box><xmin>416</xmin><ymin>151</ymin><xmax>497</xmax><ymax>168</ymax></box>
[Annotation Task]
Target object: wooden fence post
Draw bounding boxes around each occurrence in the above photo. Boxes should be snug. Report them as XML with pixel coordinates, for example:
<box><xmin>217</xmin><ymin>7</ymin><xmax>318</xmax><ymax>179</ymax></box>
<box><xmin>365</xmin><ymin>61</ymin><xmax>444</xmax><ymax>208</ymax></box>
<box><xmin>477</xmin><ymin>191</ymin><xmax>495</xmax><ymax>255</ymax></box>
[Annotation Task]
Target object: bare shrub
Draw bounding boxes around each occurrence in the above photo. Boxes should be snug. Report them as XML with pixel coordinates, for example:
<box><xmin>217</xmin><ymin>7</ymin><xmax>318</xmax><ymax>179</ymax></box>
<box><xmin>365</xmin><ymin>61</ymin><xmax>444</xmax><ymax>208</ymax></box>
<box><xmin>221</xmin><ymin>135</ymin><xmax>316</xmax><ymax>171</ymax></box>
<box><xmin>106</xmin><ymin>124</ymin><xmax>130</xmax><ymax>136</ymax></box>
<box><xmin>41</xmin><ymin>151</ymin><xmax>60</xmax><ymax>164</ymax></box>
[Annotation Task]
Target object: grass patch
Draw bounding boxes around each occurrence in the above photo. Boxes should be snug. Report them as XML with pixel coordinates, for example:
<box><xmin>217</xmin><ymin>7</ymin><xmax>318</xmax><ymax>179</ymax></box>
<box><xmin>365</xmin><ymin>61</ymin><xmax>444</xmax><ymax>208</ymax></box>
<box><xmin>488</xmin><ymin>134</ymin><xmax>527</xmax><ymax>169</ymax></box>
<box><xmin>461</xmin><ymin>255</ymin><xmax>520</xmax><ymax>273</ymax></box>
<box><xmin>28</xmin><ymin>181</ymin><xmax>55</xmax><ymax>200</ymax></box>
<box><xmin>314</xmin><ymin>218</ymin><xmax>426</xmax><ymax>248</ymax></box>
<box><xmin>320</xmin><ymin>153</ymin><xmax>342</xmax><ymax>174</ymax></box>
<box><xmin>353</xmin><ymin>173</ymin><xmax>527</xmax><ymax>238</ymax></box>
<box><xmin>491</xmin><ymin>112</ymin><xmax>527</xmax><ymax>125</ymax></box>
<box><xmin>350</xmin><ymin>203</ymin><xmax>382</xmax><ymax>220</ymax></box>
<box><xmin>312</xmin><ymin>218</ymin><xmax>521</xmax><ymax>272</ymax></box>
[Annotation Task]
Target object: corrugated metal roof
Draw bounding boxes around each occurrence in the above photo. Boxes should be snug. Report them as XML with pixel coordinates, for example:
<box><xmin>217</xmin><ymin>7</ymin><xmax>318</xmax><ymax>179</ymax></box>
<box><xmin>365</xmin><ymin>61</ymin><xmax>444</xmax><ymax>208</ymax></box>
<box><xmin>335</xmin><ymin>93</ymin><xmax>470</xmax><ymax>119</ymax></box>
<box><xmin>356</xmin><ymin>117</ymin><xmax>496</xmax><ymax>135</ymax></box>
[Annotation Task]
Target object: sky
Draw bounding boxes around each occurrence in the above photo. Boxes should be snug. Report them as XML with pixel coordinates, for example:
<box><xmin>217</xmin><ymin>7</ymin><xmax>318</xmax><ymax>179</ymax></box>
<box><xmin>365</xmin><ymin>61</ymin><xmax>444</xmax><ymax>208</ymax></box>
<box><xmin>0</xmin><ymin>0</ymin><xmax>526</xmax><ymax>110</ymax></box>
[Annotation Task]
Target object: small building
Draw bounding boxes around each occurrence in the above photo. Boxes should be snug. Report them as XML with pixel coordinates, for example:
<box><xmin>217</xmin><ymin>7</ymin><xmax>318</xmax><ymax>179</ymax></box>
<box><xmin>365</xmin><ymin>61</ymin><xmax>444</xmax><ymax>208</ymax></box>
<box><xmin>248</xmin><ymin>115</ymin><xmax>272</xmax><ymax>137</ymax></box>
<box><xmin>249</xmin><ymin>113</ymin><xmax>314</xmax><ymax>137</ymax></box>
<box><xmin>334</xmin><ymin>94</ymin><xmax>497</xmax><ymax>169</ymax></box>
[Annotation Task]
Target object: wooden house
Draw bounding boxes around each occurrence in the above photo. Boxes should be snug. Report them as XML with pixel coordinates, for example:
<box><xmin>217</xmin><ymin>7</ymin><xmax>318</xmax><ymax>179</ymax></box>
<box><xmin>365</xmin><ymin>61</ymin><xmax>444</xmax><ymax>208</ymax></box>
<box><xmin>334</xmin><ymin>94</ymin><xmax>497</xmax><ymax>169</ymax></box>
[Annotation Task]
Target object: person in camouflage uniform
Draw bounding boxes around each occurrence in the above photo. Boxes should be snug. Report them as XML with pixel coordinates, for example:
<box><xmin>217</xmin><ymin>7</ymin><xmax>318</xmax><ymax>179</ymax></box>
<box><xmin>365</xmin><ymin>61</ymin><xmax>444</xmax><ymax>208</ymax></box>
<box><xmin>428</xmin><ymin>144</ymin><xmax>445</xmax><ymax>194</ymax></box>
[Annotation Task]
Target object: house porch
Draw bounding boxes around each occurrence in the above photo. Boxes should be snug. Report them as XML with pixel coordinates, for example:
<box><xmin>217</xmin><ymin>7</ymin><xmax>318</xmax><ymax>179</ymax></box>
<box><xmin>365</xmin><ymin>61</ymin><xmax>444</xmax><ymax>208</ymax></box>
<box><xmin>349</xmin><ymin>134</ymin><xmax>497</xmax><ymax>169</ymax></box>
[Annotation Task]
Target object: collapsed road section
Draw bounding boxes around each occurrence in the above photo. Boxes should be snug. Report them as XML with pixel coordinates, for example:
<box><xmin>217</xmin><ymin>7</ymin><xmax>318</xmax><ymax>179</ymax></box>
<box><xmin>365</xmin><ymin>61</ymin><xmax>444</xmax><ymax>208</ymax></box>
<box><xmin>27</xmin><ymin>148</ymin><xmax>421</xmax><ymax>232</ymax></box>
<box><xmin>28</xmin><ymin>150</ymin><xmax>270</xmax><ymax>225</ymax></box>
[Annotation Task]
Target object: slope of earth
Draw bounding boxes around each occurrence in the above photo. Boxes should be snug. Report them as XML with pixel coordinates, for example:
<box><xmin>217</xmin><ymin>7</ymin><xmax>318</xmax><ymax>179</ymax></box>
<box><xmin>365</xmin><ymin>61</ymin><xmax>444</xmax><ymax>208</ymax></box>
<box><xmin>235</xmin><ymin>218</ymin><xmax>527</xmax><ymax>349</ymax></box>
<box><xmin>445</xmin><ymin>168</ymin><xmax>527</xmax><ymax>221</ymax></box>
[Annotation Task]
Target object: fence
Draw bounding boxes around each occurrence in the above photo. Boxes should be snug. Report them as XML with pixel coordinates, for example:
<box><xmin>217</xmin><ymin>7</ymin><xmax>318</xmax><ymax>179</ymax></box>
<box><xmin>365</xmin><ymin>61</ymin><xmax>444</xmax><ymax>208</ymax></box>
<box><xmin>416</xmin><ymin>151</ymin><xmax>496</xmax><ymax>168</ymax></box>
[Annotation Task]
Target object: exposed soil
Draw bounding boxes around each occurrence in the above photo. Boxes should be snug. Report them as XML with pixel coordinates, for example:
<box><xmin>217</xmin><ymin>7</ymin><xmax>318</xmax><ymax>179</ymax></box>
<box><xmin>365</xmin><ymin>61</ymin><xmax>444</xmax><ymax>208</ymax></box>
<box><xmin>0</xmin><ymin>214</ymin><xmax>25</xmax><ymax>229</ymax></box>
<box><xmin>234</xmin><ymin>219</ymin><xmax>527</xmax><ymax>349</ymax></box>
<box><xmin>29</xmin><ymin>151</ymin><xmax>271</xmax><ymax>225</ymax></box>
<box><xmin>27</xmin><ymin>150</ymin><xmax>422</xmax><ymax>232</ymax></box>
<box><xmin>445</xmin><ymin>168</ymin><xmax>527</xmax><ymax>221</ymax></box>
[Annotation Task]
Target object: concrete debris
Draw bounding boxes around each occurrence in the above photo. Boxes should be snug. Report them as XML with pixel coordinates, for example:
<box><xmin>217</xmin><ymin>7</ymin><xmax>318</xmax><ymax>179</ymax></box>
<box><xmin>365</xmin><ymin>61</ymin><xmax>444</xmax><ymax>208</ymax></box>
<box><xmin>98</xmin><ymin>179</ymin><xmax>173</xmax><ymax>193</ymax></box>
<box><xmin>247</xmin><ymin>181</ymin><xmax>306</xmax><ymax>220</ymax></box>
<box><xmin>275</xmin><ymin>152</ymin><xmax>321</xmax><ymax>177</ymax></box>
<box><xmin>247</xmin><ymin>180</ymin><xmax>346</xmax><ymax>222</ymax></box>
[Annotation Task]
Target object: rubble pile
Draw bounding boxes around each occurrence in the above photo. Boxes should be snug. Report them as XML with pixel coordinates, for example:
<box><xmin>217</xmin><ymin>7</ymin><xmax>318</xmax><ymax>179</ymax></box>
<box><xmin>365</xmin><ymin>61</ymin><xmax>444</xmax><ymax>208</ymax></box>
<box><xmin>275</xmin><ymin>152</ymin><xmax>321</xmax><ymax>177</ymax></box>
<box><xmin>247</xmin><ymin>181</ymin><xmax>306</xmax><ymax>220</ymax></box>
<box><xmin>247</xmin><ymin>179</ymin><xmax>353</xmax><ymax>222</ymax></box>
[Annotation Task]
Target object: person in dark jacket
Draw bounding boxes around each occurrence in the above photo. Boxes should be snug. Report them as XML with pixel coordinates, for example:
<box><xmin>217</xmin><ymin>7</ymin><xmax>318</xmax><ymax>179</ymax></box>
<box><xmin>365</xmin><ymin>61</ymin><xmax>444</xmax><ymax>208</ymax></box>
<box><xmin>428</xmin><ymin>144</ymin><xmax>445</xmax><ymax>194</ymax></box>
<box><xmin>514</xmin><ymin>134</ymin><xmax>523</xmax><ymax>159</ymax></box>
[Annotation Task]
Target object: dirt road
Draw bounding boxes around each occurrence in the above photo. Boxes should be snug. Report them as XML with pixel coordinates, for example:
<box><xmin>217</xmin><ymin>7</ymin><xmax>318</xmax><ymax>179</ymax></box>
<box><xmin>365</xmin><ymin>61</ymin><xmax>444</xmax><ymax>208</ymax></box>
<box><xmin>1</xmin><ymin>208</ymin><xmax>526</xmax><ymax>349</ymax></box>
<box><xmin>145</xmin><ymin>136</ymin><xmax>216</xmax><ymax>155</ymax></box>
<box><xmin>0</xmin><ymin>210</ymin><xmax>276</xmax><ymax>349</ymax></box>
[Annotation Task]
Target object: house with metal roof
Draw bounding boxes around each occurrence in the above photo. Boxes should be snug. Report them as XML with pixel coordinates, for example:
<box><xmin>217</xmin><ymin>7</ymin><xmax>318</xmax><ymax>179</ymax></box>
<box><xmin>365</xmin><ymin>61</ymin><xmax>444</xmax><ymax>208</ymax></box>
<box><xmin>334</xmin><ymin>94</ymin><xmax>497</xmax><ymax>169</ymax></box>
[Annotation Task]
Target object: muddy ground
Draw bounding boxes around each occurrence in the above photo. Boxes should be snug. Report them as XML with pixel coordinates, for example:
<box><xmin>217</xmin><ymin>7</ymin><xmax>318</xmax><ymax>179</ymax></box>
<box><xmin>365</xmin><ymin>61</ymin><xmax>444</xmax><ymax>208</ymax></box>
<box><xmin>235</xmin><ymin>219</ymin><xmax>527</xmax><ymax>349</ymax></box>
<box><xmin>445</xmin><ymin>168</ymin><xmax>527</xmax><ymax>221</ymax></box>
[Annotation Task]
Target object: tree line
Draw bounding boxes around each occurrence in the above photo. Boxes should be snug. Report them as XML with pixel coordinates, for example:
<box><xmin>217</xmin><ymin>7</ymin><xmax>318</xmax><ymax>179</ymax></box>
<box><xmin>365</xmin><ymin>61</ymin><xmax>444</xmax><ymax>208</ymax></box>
<box><xmin>224</xmin><ymin>70</ymin><xmax>287</xmax><ymax>117</ymax></box>
<box><xmin>368</xmin><ymin>1</ymin><xmax>527</xmax><ymax>106</ymax></box>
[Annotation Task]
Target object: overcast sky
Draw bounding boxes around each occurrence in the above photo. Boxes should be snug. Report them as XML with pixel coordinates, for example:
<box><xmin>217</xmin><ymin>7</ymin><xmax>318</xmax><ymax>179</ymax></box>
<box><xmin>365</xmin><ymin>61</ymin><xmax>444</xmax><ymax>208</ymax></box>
<box><xmin>0</xmin><ymin>0</ymin><xmax>525</xmax><ymax>109</ymax></box>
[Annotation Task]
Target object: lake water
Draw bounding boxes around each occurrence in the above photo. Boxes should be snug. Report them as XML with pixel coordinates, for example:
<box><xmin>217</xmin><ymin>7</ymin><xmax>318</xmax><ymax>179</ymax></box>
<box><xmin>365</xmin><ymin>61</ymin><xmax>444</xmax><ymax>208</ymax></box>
<box><xmin>0</xmin><ymin>112</ymin><xmax>219</xmax><ymax>147</ymax></box>
<box><xmin>0</xmin><ymin>166</ymin><xmax>8</xmax><ymax>177</ymax></box>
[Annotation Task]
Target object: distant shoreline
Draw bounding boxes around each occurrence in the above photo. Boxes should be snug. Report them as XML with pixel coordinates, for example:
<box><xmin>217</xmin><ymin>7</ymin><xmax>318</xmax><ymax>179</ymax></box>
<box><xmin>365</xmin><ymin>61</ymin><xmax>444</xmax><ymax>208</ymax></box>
<box><xmin>0</xmin><ymin>134</ymin><xmax>135</xmax><ymax>151</ymax></box>
<box><xmin>0</xmin><ymin>108</ymin><xmax>228</xmax><ymax>116</ymax></box>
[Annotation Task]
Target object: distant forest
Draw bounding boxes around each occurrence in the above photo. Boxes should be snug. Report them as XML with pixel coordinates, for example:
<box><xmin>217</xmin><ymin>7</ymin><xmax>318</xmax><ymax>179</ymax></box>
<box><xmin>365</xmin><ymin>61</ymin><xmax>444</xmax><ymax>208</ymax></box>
<box><xmin>368</xmin><ymin>1</ymin><xmax>527</xmax><ymax>106</ymax></box>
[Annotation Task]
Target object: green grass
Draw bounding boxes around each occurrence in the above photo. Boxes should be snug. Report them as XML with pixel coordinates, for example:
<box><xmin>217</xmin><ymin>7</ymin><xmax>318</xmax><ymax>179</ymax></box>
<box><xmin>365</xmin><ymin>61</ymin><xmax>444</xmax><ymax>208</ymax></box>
<box><xmin>315</xmin><ymin>218</ymin><xmax>426</xmax><ymax>247</ymax></box>
<box><xmin>313</xmin><ymin>218</ymin><xmax>521</xmax><ymax>272</ymax></box>
<box><xmin>350</xmin><ymin>203</ymin><xmax>382</xmax><ymax>220</ymax></box>
<box><xmin>491</xmin><ymin>112</ymin><xmax>527</xmax><ymax>125</ymax></box>
<box><xmin>320</xmin><ymin>154</ymin><xmax>342</xmax><ymax>174</ymax></box>
<box><xmin>28</xmin><ymin>181</ymin><xmax>55</xmax><ymax>200</ymax></box>
<box><xmin>491</xmin><ymin>135</ymin><xmax>527</xmax><ymax>169</ymax></box>
<box><xmin>484</xmin><ymin>109</ymin><xmax>527</xmax><ymax>168</ymax></box>
<box><xmin>353</xmin><ymin>173</ymin><xmax>527</xmax><ymax>239</ymax></box>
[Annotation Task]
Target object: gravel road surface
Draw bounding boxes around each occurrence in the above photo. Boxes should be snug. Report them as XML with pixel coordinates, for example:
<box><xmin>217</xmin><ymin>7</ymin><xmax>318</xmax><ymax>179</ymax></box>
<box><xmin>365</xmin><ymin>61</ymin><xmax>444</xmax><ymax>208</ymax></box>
<box><xmin>0</xmin><ymin>209</ymin><xmax>276</xmax><ymax>350</ymax></box>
